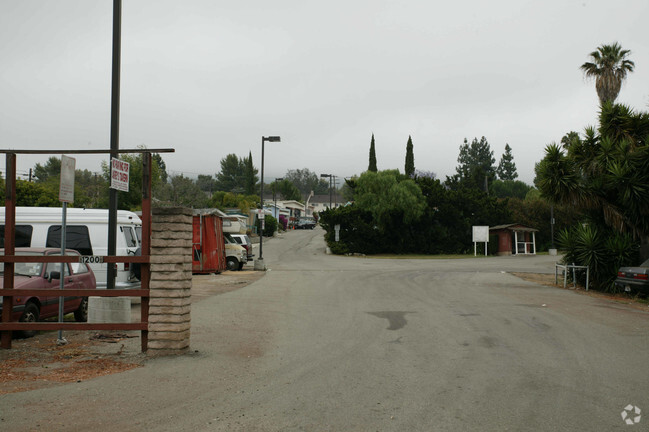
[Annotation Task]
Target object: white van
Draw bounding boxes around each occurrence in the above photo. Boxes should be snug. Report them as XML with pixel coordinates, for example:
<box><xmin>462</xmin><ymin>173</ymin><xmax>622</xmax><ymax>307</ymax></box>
<box><xmin>0</xmin><ymin>207</ymin><xmax>142</xmax><ymax>289</ymax></box>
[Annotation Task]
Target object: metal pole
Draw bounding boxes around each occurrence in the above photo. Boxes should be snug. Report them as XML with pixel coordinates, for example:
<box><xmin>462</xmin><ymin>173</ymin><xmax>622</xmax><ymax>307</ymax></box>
<box><xmin>329</xmin><ymin>176</ymin><xmax>332</xmax><ymax>209</ymax></box>
<box><xmin>57</xmin><ymin>203</ymin><xmax>67</xmax><ymax>344</ymax></box>
<box><xmin>550</xmin><ymin>204</ymin><xmax>555</xmax><ymax>249</ymax></box>
<box><xmin>259</xmin><ymin>137</ymin><xmax>265</xmax><ymax>261</ymax></box>
<box><xmin>107</xmin><ymin>0</ymin><xmax>122</xmax><ymax>290</ymax></box>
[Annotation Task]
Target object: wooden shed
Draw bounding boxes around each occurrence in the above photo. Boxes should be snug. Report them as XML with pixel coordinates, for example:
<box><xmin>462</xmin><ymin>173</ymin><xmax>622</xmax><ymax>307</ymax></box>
<box><xmin>489</xmin><ymin>224</ymin><xmax>538</xmax><ymax>256</ymax></box>
<box><xmin>192</xmin><ymin>211</ymin><xmax>227</xmax><ymax>274</ymax></box>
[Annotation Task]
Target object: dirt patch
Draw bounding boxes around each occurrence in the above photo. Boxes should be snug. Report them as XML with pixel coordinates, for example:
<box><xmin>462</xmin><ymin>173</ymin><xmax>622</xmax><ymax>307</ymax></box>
<box><xmin>0</xmin><ymin>269</ymin><xmax>265</xmax><ymax>395</ymax></box>
<box><xmin>0</xmin><ymin>334</ymin><xmax>144</xmax><ymax>395</ymax></box>
<box><xmin>512</xmin><ymin>272</ymin><xmax>649</xmax><ymax>312</ymax></box>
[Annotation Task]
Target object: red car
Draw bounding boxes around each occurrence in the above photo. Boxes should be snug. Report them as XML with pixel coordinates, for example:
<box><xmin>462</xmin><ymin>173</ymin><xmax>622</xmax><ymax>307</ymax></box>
<box><xmin>0</xmin><ymin>248</ymin><xmax>97</xmax><ymax>337</ymax></box>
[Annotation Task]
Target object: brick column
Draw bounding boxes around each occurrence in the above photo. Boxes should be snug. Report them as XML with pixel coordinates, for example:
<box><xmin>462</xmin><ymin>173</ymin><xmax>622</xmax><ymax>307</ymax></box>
<box><xmin>148</xmin><ymin>207</ymin><xmax>192</xmax><ymax>355</ymax></box>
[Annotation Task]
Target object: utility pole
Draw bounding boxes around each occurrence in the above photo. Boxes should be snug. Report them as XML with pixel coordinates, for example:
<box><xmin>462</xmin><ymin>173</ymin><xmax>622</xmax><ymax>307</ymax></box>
<box><xmin>107</xmin><ymin>0</ymin><xmax>122</xmax><ymax>289</ymax></box>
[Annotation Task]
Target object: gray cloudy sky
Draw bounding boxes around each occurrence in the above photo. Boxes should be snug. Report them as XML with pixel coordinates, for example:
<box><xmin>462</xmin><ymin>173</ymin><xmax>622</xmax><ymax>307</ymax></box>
<box><xmin>1</xmin><ymin>0</ymin><xmax>648</xmax><ymax>186</ymax></box>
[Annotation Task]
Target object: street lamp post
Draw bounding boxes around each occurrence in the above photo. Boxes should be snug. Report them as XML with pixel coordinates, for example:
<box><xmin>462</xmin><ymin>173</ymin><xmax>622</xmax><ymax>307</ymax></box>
<box><xmin>320</xmin><ymin>173</ymin><xmax>332</xmax><ymax>209</ymax></box>
<box><xmin>255</xmin><ymin>136</ymin><xmax>280</xmax><ymax>271</ymax></box>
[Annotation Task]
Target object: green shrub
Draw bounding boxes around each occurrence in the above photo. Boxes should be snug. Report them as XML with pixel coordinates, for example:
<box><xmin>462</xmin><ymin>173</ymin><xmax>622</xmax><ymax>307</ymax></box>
<box><xmin>557</xmin><ymin>224</ymin><xmax>638</xmax><ymax>291</ymax></box>
<box><xmin>319</xmin><ymin>206</ymin><xmax>382</xmax><ymax>254</ymax></box>
<box><xmin>256</xmin><ymin>215</ymin><xmax>278</xmax><ymax>237</ymax></box>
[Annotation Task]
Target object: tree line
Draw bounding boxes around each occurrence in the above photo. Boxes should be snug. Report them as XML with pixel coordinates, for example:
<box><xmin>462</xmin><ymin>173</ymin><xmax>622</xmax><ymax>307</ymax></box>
<box><xmin>3</xmin><ymin>150</ymin><xmax>332</xmax><ymax>215</ymax></box>
<box><xmin>323</xmin><ymin>41</ymin><xmax>646</xmax><ymax>294</ymax></box>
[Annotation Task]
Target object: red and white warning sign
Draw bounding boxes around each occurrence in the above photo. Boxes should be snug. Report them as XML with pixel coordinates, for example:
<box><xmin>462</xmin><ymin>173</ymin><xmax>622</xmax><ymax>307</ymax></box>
<box><xmin>110</xmin><ymin>157</ymin><xmax>130</xmax><ymax>192</ymax></box>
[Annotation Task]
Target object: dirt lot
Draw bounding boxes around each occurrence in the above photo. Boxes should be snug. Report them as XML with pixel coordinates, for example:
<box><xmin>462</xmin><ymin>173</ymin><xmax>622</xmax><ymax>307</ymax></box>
<box><xmin>1</xmin><ymin>270</ymin><xmax>646</xmax><ymax>396</ymax></box>
<box><xmin>0</xmin><ymin>270</ymin><xmax>264</xmax><ymax>395</ymax></box>
<box><xmin>512</xmin><ymin>272</ymin><xmax>649</xmax><ymax>311</ymax></box>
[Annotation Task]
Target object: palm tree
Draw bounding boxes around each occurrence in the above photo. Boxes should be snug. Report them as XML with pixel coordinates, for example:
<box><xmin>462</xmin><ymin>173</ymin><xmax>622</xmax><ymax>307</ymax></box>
<box><xmin>580</xmin><ymin>42</ymin><xmax>635</xmax><ymax>105</ymax></box>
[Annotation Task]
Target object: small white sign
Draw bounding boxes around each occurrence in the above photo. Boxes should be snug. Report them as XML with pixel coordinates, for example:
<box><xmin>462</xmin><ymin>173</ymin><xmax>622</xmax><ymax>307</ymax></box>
<box><xmin>110</xmin><ymin>157</ymin><xmax>130</xmax><ymax>192</ymax></box>
<box><xmin>472</xmin><ymin>226</ymin><xmax>489</xmax><ymax>242</ymax></box>
<box><xmin>59</xmin><ymin>155</ymin><xmax>76</xmax><ymax>203</ymax></box>
<box><xmin>334</xmin><ymin>224</ymin><xmax>340</xmax><ymax>242</ymax></box>
<box><xmin>472</xmin><ymin>226</ymin><xmax>489</xmax><ymax>257</ymax></box>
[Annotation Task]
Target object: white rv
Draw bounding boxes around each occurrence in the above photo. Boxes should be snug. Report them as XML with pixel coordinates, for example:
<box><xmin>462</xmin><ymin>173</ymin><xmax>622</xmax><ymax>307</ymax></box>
<box><xmin>0</xmin><ymin>207</ymin><xmax>142</xmax><ymax>289</ymax></box>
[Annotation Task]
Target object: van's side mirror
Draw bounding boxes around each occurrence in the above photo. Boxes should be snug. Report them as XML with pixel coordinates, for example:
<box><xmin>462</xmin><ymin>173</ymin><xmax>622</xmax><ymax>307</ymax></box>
<box><xmin>49</xmin><ymin>271</ymin><xmax>61</xmax><ymax>282</ymax></box>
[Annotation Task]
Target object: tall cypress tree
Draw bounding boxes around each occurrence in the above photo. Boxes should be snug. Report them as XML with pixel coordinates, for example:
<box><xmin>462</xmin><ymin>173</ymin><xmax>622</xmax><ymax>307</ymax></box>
<box><xmin>243</xmin><ymin>151</ymin><xmax>259</xmax><ymax>195</ymax></box>
<box><xmin>405</xmin><ymin>135</ymin><xmax>415</xmax><ymax>177</ymax></box>
<box><xmin>368</xmin><ymin>133</ymin><xmax>378</xmax><ymax>172</ymax></box>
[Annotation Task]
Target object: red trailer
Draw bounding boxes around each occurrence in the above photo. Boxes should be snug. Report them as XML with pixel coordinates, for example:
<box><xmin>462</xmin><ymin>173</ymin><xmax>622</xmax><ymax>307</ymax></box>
<box><xmin>192</xmin><ymin>212</ymin><xmax>227</xmax><ymax>274</ymax></box>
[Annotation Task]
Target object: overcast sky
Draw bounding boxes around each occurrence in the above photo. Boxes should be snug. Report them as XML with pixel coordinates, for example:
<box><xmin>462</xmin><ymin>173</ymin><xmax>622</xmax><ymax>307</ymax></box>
<box><xmin>1</xmin><ymin>0</ymin><xmax>648</xmax><ymax>187</ymax></box>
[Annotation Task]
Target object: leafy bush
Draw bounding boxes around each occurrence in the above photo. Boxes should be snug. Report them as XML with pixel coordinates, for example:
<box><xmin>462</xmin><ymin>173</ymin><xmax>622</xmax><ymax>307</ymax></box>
<box><xmin>279</xmin><ymin>214</ymin><xmax>288</xmax><ymax>231</ymax></box>
<box><xmin>319</xmin><ymin>174</ymin><xmax>512</xmax><ymax>256</ymax></box>
<box><xmin>319</xmin><ymin>206</ymin><xmax>382</xmax><ymax>254</ymax></box>
<box><xmin>256</xmin><ymin>215</ymin><xmax>278</xmax><ymax>237</ymax></box>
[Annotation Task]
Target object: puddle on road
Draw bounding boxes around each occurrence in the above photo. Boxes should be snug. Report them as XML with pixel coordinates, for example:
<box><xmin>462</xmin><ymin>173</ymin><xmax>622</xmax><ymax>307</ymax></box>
<box><xmin>367</xmin><ymin>311</ymin><xmax>415</xmax><ymax>330</ymax></box>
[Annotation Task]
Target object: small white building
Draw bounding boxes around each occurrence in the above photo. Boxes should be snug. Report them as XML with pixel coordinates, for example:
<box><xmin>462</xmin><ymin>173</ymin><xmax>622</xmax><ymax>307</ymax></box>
<box><xmin>311</xmin><ymin>194</ymin><xmax>345</xmax><ymax>214</ymax></box>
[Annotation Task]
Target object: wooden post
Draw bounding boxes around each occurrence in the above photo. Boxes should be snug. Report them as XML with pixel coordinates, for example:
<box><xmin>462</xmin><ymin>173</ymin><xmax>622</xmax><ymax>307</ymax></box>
<box><xmin>1</xmin><ymin>153</ymin><xmax>16</xmax><ymax>349</ymax></box>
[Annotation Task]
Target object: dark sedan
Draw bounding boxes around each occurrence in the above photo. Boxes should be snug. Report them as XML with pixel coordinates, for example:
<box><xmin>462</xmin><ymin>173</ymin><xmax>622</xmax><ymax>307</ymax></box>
<box><xmin>295</xmin><ymin>217</ymin><xmax>316</xmax><ymax>229</ymax></box>
<box><xmin>0</xmin><ymin>248</ymin><xmax>96</xmax><ymax>337</ymax></box>
<box><xmin>614</xmin><ymin>258</ymin><xmax>649</xmax><ymax>295</ymax></box>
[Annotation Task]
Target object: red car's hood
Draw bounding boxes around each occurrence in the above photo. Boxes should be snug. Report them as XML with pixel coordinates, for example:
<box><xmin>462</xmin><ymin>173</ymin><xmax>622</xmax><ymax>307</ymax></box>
<box><xmin>0</xmin><ymin>275</ymin><xmax>35</xmax><ymax>289</ymax></box>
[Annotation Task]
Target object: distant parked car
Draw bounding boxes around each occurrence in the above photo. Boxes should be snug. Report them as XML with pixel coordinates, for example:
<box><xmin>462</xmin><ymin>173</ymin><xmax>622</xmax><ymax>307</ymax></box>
<box><xmin>295</xmin><ymin>217</ymin><xmax>316</xmax><ymax>230</ymax></box>
<box><xmin>614</xmin><ymin>258</ymin><xmax>649</xmax><ymax>295</ymax></box>
<box><xmin>223</xmin><ymin>233</ymin><xmax>248</xmax><ymax>271</ymax></box>
<box><xmin>231</xmin><ymin>234</ymin><xmax>254</xmax><ymax>262</ymax></box>
<box><xmin>0</xmin><ymin>248</ymin><xmax>96</xmax><ymax>337</ymax></box>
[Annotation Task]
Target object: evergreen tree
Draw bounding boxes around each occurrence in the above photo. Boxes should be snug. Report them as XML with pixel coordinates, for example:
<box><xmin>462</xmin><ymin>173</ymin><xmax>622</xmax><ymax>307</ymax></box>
<box><xmin>156</xmin><ymin>174</ymin><xmax>209</xmax><ymax>208</ymax></box>
<box><xmin>33</xmin><ymin>157</ymin><xmax>61</xmax><ymax>183</ymax></box>
<box><xmin>196</xmin><ymin>174</ymin><xmax>216</xmax><ymax>193</ymax></box>
<box><xmin>284</xmin><ymin>168</ymin><xmax>327</xmax><ymax>198</ymax></box>
<box><xmin>405</xmin><ymin>135</ymin><xmax>415</xmax><ymax>177</ymax></box>
<box><xmin>368</xmin><ymin>134</ymin><xmax>378</xmax><ymax>172</ymax></box>
<box><xmin>272</xmin><ymin>178</ymin><xmax>302</xmax><ymax>201</ymax></box>
<box><xmin>496</xmin><ymin>144</ymin><xmax>518</xmax><ymax>180</ymax></box>
<box><xmin>450</xmin><ymin>136</ymin><xmax>495</xmax><ymax>192</ymax></box>
<box><xmin>243</xmin><ymin>151</ymin><xmax>259</xmax><ymax>195</ymax></box>
<box><xmin>152</xmin><ymin>153</ymin><xmax>169</xmax><ymax>183</ymax></box>
<box><xmin>215</xmin><ymin>154</ymin><xmax>245</xmax><ymax>193</ymax></box>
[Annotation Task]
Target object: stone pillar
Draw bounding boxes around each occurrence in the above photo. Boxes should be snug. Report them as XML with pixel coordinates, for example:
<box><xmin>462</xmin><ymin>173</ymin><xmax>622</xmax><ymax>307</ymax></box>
<box><xmin>148</xmin><ymin>207</ymin><xmax>192</xmax><ymax>356</ymax></box>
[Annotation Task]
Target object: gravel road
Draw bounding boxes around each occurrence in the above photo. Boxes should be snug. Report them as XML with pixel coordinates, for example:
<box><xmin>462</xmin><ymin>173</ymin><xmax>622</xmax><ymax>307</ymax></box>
<box><xmin>1</xmin><ymin>227</ymin><xmax>648</xmax><ymax>431</ymax></box>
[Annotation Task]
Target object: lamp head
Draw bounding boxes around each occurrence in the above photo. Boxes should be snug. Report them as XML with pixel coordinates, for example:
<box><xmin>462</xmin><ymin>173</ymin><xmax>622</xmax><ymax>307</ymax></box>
<box><xmin>263</xmin><ymin>136</ymin><xmax>281</xmax><ymax>142</ymax></box>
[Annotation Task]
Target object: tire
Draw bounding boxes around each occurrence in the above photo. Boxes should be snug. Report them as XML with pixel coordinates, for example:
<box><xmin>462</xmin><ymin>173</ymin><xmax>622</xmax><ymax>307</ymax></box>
<box><xmin>74</xmin><ymin>297</ymin><xmax>89</xmax><ymax>322</ymax></box>
<box><xmin>18</xmin><ymin>302</ymin><xmax>40</xmax><ymax>338</ymax></box>
<box><xmin>238</xmin><ymin>262</ymin><xmax>244</xmax><ymax>271</ymax></box>
<box><xmin>226</xmin><ymin>257</ymin><xmax>239</xmax><ymax>271</ymax></box>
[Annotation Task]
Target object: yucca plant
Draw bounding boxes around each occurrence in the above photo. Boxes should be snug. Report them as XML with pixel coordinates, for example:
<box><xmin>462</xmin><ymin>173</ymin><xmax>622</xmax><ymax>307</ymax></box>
<box><xmin>558</xmin><ymin>224</ymin><xmax>638</xmax><ymax>291</ymax></box>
